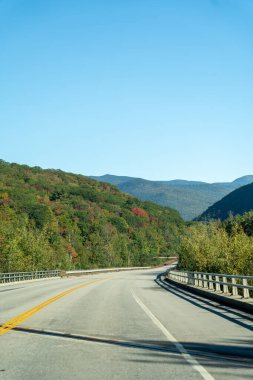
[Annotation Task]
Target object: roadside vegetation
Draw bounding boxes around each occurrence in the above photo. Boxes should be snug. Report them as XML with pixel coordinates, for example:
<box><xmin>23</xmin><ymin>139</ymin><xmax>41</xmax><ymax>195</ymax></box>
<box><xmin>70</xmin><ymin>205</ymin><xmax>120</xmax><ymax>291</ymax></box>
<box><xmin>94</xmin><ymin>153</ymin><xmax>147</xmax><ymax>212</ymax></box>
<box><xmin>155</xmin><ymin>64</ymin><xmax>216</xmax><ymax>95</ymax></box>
<box><xmin>0</xmin><ymin>160</ymin><xmax>183</xmax><ymax>272</ymax></box>
<box><xmin>178</xmin><ymin>212</ymin><xmax>253</xmax><ymax>275</ymax></box>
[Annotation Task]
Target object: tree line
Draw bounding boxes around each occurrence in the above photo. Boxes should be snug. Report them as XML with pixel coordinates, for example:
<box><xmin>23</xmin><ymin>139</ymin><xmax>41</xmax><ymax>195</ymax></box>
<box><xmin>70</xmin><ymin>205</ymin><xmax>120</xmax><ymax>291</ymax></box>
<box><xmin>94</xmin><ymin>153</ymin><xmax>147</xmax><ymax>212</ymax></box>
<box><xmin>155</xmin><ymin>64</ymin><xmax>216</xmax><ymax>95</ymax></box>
<box><xmin>178</xmin><ymin>211</ymin><xmax>253</xmax><ymax>275</ymax></box>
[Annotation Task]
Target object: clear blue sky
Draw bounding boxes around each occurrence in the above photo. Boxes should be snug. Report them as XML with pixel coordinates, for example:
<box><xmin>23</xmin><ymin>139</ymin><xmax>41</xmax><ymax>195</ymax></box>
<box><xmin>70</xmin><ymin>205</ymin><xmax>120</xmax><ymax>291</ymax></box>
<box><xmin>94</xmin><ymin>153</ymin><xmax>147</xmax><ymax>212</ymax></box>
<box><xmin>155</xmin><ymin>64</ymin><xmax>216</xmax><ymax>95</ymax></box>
<box><xmin>0</xmin><ymin>0</ymin><xmax>252</xmax><ymax>182</ymax></box>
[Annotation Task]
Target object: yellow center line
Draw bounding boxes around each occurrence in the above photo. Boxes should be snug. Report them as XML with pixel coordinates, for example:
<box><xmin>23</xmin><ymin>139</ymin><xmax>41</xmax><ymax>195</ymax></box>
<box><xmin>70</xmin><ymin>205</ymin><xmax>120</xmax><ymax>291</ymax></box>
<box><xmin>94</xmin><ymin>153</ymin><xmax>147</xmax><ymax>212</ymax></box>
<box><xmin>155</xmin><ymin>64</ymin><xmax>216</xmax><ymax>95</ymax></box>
<box><xmin>0</xmin><ymin>278</ymin><xmax>107</xmax><ymax>336</ymax></box>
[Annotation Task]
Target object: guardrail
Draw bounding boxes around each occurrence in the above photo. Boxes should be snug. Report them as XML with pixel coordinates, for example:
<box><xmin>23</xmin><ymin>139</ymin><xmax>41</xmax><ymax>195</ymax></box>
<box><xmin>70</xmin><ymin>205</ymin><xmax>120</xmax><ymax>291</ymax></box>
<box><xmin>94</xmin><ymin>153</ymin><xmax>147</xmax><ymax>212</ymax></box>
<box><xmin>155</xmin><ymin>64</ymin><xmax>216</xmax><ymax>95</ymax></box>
<box><xmin>65</xmin><ymin>267</ymin><xmax>150</xmax><ymax>276</ymax></box>
<box><xmin>0</xmin><ymin>270</ymin><xmax>61</xmax><ymax>284</ymax></box>
<box><xmin>166</xmin><ymin>270</ymin><xmax>253</xmax><ymax>299</ymax></box>
<box><xmin>0</xmin><ymin>267</ymin><xmax>152</xmax><ymax>284</ymax></box>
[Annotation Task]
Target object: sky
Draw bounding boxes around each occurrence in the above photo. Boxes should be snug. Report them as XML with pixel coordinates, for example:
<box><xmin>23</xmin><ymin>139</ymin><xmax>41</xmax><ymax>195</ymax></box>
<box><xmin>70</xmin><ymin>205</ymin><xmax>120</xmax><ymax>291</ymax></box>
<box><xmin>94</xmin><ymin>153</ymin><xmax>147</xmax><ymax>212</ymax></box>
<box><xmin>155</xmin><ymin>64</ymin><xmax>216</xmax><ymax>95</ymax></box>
<box><xmin>0</xmin><ymin>0</ymin><xmax>253</xmax><ymax>182</ymax></box>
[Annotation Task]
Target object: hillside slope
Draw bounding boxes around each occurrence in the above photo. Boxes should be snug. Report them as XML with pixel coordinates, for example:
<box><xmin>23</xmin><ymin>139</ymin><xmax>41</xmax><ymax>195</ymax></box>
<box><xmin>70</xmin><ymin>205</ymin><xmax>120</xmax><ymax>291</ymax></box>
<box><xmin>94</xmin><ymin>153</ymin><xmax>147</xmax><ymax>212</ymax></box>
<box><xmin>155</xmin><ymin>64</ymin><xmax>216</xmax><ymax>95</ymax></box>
<box><xmin>0</xmin><ymin>160</ymin><xmax>183</xmax><ymax>272</ymax></box>
<box><xmin>197</xmin><ymin>182</ymin><xmax>253</xmax><ymax>221</ymax></box>
<box><xmin>91</xmin><ymin>175</ymin><xmax>253</xmax><ymax>220</ymax></box>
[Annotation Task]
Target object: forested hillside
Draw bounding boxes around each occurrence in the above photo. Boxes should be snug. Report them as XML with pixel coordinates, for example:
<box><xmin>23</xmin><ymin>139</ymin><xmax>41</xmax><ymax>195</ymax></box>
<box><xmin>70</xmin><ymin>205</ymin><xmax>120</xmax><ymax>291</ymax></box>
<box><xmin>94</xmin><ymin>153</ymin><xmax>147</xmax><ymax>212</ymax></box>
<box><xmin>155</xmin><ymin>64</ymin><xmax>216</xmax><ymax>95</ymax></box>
<box><xmin>91</xmin><ymin>174</ymin><xmax>253</xmax><ymax>220</ymax></box>
<box><xmin>0</xmin><ymin>160</ymin><xmax>183</xmax><ymax>272</ymax></box>
<box><xmin>198</xmin><ymin>182</ymin><xmax>253</xmax><ymax>221</ymax></box>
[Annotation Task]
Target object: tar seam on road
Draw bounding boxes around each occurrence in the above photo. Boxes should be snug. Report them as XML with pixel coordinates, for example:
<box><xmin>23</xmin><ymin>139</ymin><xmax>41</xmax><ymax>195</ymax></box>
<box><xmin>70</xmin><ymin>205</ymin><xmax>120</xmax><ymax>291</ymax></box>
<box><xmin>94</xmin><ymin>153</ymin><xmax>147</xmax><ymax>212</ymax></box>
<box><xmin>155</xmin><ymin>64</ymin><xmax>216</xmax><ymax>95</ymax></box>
<box><xmin>131</xmin><ymin>290</ymin><xmax>215</xmax><ymax>380</ymax></box>
<box><xmin>0</xmin><ymin>278</ymin><xmax>107</xmax><ymax>336</ymax></box>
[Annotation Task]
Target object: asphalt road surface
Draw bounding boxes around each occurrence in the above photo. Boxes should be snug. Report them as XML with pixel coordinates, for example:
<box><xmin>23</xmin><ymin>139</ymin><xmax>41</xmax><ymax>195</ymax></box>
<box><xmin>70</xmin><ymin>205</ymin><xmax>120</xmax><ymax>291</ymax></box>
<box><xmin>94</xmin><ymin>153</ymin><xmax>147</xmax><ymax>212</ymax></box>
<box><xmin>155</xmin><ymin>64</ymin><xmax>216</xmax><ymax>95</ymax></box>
<box><xmin>0</xmin><ymin>267</ymin><xmax>253</xmax><ymax>380</ymax></box>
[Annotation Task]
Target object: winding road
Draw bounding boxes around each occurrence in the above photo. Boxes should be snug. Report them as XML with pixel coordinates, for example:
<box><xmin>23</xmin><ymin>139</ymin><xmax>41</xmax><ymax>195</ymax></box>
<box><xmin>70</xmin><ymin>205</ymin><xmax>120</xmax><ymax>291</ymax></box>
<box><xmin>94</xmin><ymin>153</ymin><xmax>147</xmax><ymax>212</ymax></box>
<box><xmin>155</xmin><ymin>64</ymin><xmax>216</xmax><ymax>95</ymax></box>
<box><xmin>0</xmin><ymin>267</ymin><xmax>253</xmax><ymax>379</ymax></box>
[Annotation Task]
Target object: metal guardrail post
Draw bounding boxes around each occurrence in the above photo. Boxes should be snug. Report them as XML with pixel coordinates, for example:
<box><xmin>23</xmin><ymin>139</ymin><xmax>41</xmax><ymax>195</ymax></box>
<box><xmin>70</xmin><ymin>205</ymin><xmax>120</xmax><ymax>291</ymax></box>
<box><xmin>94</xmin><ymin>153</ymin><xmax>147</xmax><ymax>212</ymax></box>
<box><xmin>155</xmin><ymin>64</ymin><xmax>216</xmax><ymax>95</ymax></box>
<box><xmin>232</xmin><ymin>278</ymin><xmax>238</xmax><ymax>296</ymax></box>
<box><xmin>208</xmin><ymin>275</ymin><xmax>214</xmax><ymax>290</ymax></box>
<box><xmin>215</xmin><ymin>276</ymin><xmax>221</xmax><ymax>292</ymax></box>
<box><xmin>198</xmin><ymin>274</ymin><xmax>203</xmax><ymax>287</ymax></box>
<box><xmin>188</xmin><ymin>273</ymin><xmax>193</xmax><ymax>285</ymax></box>
<box><xmin>222</xmin><ymin>277</ymin><xmax>229</xmax><ymax>294</ymax></box>
<box><xmin>243</xmin><ymin>279</ymin><xmax>250</xmax><ymax>298</ymax></box>
<box><xmin>203</xmin><ymin>275</ymin><xmax>208</xmax><ymax>288</ymax></box>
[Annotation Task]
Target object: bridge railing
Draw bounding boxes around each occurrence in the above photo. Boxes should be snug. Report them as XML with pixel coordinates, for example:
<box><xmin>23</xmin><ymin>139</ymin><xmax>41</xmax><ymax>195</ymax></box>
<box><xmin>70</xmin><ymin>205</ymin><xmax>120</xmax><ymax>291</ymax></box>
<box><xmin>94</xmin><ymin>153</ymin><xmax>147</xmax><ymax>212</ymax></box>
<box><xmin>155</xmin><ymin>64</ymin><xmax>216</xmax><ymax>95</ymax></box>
<box><xmin>0</xmin><ymin>270</ymin><xmax>61</xmax><ymax>283</ymax></box>
<box><xmin>166</xmin><ymin>270</ymin><xmax>253</xmax><ymax>299</ymax></box>
<box><xmin>65</xmin><ymin>267</ymin><xmax>150</xmax><ymax>276</ymax></box>
<box><xmin>0</xmin><ymin>267</ymin><xmax>152</xmax><ymax>284</ymax></box>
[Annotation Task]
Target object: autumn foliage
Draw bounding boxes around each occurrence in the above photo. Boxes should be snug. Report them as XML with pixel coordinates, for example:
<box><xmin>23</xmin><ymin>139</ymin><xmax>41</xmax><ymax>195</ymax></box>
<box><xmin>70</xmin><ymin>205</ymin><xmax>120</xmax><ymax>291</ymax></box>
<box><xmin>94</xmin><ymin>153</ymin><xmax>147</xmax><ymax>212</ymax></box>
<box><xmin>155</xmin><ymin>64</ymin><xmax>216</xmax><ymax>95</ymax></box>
<box><xmin>131</xmin><ymin>208</ymin><xmax>149</xmax><ymax>218</ymax></box>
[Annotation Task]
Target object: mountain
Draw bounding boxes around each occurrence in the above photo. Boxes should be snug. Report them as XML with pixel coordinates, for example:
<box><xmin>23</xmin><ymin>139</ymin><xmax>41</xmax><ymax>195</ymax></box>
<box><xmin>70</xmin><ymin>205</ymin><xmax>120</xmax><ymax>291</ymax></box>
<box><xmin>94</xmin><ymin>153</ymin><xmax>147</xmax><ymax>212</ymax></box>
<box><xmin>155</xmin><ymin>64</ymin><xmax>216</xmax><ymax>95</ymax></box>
<box><xmin>197</xmin><ymin>182</ymin><xmax>253</xmax><ymax>221</ymax></box>
<box><xmin>91</xmin><ymin>174</ymin><xmax>136</xmax><ymax>186</ymax></box>
<box><xmin>91</xmin><ymin>175</ymin><xmax>253</xmax><ymax>220</ymax></box>
<box><xmin>0</xmin><ymin>160</ymin><xmax>183</xmax><ymax>272</ymax></box>
<box><xmin>232</xmin><ymin>175</ymin><xmax>253</xmax><ymax>187</ymax></box>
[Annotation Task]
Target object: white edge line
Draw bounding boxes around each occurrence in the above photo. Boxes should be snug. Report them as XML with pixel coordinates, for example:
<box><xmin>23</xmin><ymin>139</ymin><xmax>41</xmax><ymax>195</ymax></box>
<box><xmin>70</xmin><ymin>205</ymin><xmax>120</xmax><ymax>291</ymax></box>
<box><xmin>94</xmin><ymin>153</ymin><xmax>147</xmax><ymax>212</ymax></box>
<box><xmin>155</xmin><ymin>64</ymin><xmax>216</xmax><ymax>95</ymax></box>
<box><xmin>131</xmin><ymin>290</ymin><xmax>215</xmax><ymax>380</ymax></box>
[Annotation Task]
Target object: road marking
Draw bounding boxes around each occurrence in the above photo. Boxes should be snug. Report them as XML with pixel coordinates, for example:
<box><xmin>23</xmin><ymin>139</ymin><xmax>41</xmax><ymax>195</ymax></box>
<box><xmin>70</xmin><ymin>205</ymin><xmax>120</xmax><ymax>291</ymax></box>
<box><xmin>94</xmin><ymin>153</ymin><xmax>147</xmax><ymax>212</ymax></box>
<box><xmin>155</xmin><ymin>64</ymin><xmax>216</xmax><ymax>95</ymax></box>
<box><xmin>132</xmin><ymin>291</ymin><xmax>215</xmax><ymax>380</ymax></box>
<box><xmin>0</xmin><ymin>278</ymin><xmax>106</xmax><ymax>336</ymax></box>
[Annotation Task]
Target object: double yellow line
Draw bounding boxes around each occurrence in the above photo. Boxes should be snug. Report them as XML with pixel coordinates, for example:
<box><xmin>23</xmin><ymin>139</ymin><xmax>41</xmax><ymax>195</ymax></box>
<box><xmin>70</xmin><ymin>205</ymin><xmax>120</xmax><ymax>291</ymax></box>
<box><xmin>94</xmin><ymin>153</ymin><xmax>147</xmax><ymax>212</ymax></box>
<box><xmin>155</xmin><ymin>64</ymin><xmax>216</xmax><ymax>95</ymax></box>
<box><xmin>0</xmin><ymin>278</ymin><xmax>106</xmax><ymax>336</ymax></box>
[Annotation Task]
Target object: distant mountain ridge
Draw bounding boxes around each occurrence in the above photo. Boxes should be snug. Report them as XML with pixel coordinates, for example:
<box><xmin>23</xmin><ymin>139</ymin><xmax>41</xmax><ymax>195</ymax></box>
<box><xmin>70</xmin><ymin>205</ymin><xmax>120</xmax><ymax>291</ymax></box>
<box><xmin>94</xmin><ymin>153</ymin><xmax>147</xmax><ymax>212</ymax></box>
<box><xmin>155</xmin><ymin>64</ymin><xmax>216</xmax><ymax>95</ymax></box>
<box><xmin>197</xmin><ymin>182</ymin><xmax>253</xmax><ymax>221</ymax></box>
<box><xmin>91</xmin><ymin>175</ymin><xmax>253</xmax><ymax>220</ymax></box>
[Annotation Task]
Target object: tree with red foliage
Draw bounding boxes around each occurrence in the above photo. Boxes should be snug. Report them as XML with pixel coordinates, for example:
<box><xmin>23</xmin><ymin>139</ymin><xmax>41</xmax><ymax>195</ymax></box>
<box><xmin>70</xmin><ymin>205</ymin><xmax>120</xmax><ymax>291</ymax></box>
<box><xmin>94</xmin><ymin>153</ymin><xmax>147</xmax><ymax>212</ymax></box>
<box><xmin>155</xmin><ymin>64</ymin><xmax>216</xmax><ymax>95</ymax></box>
<box><xmin>131</xmin><ymin>207</ymin><xmax>149</xmax><ymax>218</ymax></box>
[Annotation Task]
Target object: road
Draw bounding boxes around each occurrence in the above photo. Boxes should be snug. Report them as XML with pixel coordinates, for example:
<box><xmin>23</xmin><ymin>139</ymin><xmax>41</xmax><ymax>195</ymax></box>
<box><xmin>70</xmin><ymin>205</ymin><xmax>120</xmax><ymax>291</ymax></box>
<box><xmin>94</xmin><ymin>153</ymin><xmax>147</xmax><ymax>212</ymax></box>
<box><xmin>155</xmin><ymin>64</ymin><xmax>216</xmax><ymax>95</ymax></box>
<box><xmin>0</xmin><ymin>267</ymin><xmax>253</xmax><ymax>379</ymax></box>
